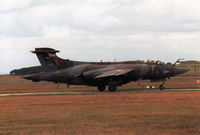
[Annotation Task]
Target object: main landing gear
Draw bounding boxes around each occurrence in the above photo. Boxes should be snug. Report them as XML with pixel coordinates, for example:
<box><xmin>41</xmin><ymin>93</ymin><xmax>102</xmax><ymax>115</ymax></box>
<box><xmin>97</xmin><ymin>85</ymin><xmax>117</xmax><ymax>92</ymax></box>
<box><xmin>97</xmin><ymin>80</ymin><xmax>117</xmax><ymax>92</ymax></box>
<box><xmin>159</xmin><ymin>81</ymin><xmax>165</xmax><ymax>90</ymax></box>
<box><xmin>108</xmin><ymin>85</ymin><xmax>117</xmax><ymax>92</ymax></box>
<box><xmin>108</xmin><ymin>80</ymin><xmax>117</xmax><ymax>92</ymax></box>
<box><xmin>97</xmin><ymin>85</ymin><xmax>106</xmax><ymax>92</ymax></box>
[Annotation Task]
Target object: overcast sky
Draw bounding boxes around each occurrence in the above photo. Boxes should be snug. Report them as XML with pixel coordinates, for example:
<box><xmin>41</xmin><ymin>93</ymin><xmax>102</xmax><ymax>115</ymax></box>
<box><xmin>1</xmin><ymin>0</ymin><xmax>200</xmax><ymax>74</ymax></box>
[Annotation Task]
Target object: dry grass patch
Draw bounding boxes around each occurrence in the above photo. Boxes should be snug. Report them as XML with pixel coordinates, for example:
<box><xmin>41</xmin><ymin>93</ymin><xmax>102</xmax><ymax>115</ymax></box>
<box><xmin>0</xmin><ymin>91</ymin><xmax>199</xmax><ymax>135</ymax></box>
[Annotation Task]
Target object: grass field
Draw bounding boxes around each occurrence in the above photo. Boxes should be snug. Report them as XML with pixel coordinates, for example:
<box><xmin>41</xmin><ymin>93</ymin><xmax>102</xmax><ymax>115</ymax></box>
<box><xmin>0</xmin><ymin>76</ymin><xmax>200</xmax><ymax>135</ymax></box>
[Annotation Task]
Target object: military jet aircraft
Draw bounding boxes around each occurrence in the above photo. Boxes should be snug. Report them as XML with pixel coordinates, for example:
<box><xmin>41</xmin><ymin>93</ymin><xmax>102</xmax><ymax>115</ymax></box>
<box><xmin>19</xmin><ymin>48</ymin><xmax>189</xmax><ymax>91</ymax></box>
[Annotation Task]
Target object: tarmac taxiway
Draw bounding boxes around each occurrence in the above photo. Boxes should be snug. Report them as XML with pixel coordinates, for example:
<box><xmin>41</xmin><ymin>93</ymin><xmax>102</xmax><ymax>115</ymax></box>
<box><xmin>1</xmin><ymin>89</ymin><xmax>200</xmax><ymax>97</ymax></box>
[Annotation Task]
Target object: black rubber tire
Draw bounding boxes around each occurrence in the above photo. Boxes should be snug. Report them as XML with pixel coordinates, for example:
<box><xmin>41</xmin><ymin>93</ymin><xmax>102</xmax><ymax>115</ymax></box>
<box><xmin>98</xmin><ymin>85</ymin><xmax>106</xmax><ymax>91</ymax></box>
<box><xmin>159</xmin><ymin>85</ymin><xmax>165</xmax><ymax>90</ymax></box>
<box><xmin>109</xmin><ymin>86</ymin><xmax>117</xmax><ymax>92</ymax></box>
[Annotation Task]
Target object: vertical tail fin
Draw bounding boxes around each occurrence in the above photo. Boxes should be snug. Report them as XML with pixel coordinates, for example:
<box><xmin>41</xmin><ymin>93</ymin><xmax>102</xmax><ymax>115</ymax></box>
<box><xmin>32</xmin><ymin>48</ymin><xmax>62</xmax><ymax>68</ymax></box>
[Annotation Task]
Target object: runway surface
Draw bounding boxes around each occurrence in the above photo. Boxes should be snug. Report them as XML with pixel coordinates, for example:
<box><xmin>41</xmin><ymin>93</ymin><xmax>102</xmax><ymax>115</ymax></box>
<box><xmin>0</xmin><ymin>89</ymin><xmax>200</xmax><ymax>97</ymax></box>
<box><xmin>0</xmin><ymin>91</ymin><xmax>93</xmax><ymax>97</ymax></box>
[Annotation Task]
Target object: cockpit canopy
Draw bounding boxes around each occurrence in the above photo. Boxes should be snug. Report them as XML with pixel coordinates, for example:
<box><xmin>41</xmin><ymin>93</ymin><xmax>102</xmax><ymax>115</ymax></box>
<box><xmin>145</xmin><ymin>59</ymin><xmax>170</xmax><ymax>65</ymax></box>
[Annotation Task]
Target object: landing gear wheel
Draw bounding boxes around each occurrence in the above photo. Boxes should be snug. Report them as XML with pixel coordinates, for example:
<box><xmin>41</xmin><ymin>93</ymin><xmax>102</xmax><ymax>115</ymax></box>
<box><xmin>159</xmin><ymin>84</ymin><xmax>165</xmax><ymax>90</ymax></box>
<box><xmin>97</xmin><ymin>85</ymin><xmax>106</xmax><ymax>92</ymax></box>
<box><xmin>109</xmin><ymin>86</ymin><xmax>117</xmax><ymax>92</ymax></box>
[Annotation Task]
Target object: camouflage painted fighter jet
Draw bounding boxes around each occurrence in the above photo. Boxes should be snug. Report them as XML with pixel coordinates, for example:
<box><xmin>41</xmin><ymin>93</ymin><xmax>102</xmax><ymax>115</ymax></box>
<box><xmin>19</xmin><ymin>48</ymin><xmax>189</xmax><ymax>91</ymax></box>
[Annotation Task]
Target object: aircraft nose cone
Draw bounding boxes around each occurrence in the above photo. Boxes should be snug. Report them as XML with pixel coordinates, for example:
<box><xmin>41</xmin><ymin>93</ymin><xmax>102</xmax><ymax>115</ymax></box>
<box><xmin>174</xmin><ymin>67</ymin><xmax>189</xmax><ymax>75</ymax></box>
<box><xmin>22</xmin><ymin>73</ymin><xmax>40</xmax><ymax>82</ymax></box>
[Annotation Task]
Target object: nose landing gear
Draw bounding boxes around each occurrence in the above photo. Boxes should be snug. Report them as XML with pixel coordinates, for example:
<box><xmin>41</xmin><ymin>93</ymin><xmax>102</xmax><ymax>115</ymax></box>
<box><xmin>159</xmin><ymin>81</ymin><xmax>165</xmax><ymax>90</ymax></box>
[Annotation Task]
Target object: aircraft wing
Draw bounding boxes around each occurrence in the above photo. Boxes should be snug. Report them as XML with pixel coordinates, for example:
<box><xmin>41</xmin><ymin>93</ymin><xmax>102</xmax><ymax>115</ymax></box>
<box><xmin>83</xmin><ymin>68</ymin><xmax>134</xmax><ymax>79</ymax></box>
<box><xmin>95</xmin><ymin>69</ymin><xmax>133</xmax><ymax>79</ymax></box>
